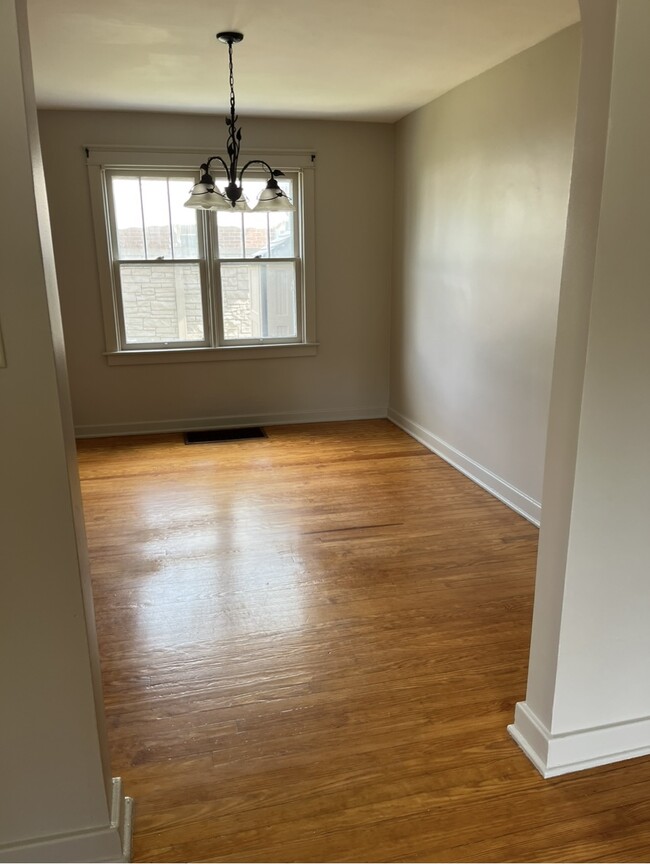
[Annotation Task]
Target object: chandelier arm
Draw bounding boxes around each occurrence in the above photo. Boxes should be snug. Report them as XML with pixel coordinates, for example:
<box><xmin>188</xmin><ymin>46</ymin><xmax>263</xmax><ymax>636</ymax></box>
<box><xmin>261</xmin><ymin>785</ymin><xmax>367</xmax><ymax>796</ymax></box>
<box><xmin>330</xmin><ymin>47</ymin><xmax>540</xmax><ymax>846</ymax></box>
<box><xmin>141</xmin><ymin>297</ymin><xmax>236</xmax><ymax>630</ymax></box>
<box><xmin>239</xmin><ymin>159</ymin><xmax>276</xmax><ymax>184</ymax></box>
<box><xmin>204</xmin><ymin>155</ymin><xmax>231</xmax><ymax>178</ymax></box>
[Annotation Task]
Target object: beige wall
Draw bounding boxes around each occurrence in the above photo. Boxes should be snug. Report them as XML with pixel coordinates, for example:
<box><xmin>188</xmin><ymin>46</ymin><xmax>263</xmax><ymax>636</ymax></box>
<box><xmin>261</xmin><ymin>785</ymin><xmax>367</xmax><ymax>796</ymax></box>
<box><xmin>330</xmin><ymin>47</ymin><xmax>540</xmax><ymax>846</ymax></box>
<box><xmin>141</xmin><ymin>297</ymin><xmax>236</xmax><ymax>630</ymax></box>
<box><xmin>37</xmin><ymin>110</ymin><xmax>394</xmax><ymax>435</ymax></box>
<box><xmin>0</xmin><ymin>2</ymin><xmax>122</xmax><ymax>858</ymax></box>
<box><xmin>389</xmin><ymin>26</ymin><xmax>580</xmax><ymax>519</ymax></box>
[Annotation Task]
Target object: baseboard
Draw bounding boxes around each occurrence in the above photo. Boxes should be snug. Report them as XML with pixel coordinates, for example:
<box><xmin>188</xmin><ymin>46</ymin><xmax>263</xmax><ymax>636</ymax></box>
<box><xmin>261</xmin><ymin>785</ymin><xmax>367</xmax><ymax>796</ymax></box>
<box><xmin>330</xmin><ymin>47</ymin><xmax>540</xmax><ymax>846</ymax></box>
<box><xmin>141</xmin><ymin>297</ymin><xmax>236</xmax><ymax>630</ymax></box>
<box><xmin>387</xmin><ymin>409</ymin><xmax>541</xmax><ymax>526</ymax></box>
<box><xmin>509</xmin><ymin>701</ymin><xmax>650</xmax><ymax>777</ymax></box>
<box><xmin>0</xmin><ymin>777</ymin><xmax>133</xmax><ymax>863</ymax></box>
<box><xmin>75</xmin><ymin>407</ymin><xmax>387</xmax><ymax>439</ymax></box>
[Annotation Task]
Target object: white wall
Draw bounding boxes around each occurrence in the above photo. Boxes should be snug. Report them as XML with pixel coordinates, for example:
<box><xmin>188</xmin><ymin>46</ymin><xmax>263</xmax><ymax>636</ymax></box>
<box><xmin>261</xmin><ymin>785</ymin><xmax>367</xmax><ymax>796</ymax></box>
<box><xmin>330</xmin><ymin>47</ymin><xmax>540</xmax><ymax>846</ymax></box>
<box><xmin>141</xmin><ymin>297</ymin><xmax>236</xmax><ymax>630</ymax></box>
<box><xmin>389</xmin><ymin>26</ymin><xmax>581</xmax><ymax>523</ymax></box>
<box><xmin>37</xmin><ymin>110</ymin><xmax>394</xmax><ymax>436</ymax></box>
<box><xmin>511</xmin><ymin>0</ymin><xmax>650</xmax><ymax>777</ymax></box>
<box><xmin>0</xmin><ymin>2</ymin><xmax>125</xmax><ymax>859</ymax></box>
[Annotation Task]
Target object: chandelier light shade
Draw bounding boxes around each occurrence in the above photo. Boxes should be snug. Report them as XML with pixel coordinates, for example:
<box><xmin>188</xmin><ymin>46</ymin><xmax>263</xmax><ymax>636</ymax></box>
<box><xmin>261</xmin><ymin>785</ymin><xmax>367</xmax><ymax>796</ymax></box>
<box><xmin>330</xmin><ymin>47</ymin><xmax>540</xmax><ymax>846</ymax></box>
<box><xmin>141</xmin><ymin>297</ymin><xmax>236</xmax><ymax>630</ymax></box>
<box><xmin>185</xmin><ymin>32</ymin><xmax>295</xmax><ymax>213</ymax></box>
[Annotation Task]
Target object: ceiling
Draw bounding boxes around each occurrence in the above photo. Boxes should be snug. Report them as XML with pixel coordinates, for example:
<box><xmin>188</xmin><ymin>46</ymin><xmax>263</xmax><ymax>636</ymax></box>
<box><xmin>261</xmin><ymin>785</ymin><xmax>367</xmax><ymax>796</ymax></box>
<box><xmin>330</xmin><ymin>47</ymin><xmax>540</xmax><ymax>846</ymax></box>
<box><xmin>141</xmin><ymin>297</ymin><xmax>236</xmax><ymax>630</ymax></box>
<box><xmin>27</xmin><ymin>0</ymin><xmax>580</xmax><ymax>123</ymax></box>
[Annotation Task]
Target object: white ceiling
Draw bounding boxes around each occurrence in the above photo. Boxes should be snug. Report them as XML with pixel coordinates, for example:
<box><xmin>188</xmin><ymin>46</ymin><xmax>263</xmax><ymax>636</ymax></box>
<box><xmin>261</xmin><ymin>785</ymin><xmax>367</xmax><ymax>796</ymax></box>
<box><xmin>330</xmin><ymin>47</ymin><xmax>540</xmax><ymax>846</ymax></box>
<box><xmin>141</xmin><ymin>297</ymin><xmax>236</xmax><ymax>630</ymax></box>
<box><xmin>27</xmin><ymin>0</ymin><xmax>580</xmax><ymax>123</ymax></box>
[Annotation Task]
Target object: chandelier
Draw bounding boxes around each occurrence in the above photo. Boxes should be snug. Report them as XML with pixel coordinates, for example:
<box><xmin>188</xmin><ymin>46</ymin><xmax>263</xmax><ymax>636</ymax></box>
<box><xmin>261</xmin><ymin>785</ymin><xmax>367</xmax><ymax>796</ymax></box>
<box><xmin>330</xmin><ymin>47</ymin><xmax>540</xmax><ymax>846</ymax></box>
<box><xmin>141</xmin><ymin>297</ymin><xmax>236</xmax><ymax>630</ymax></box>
<box><xmin>184</xmin><ymin>32</ymin><xmax>294</xmax><ymax>213</ymax></box>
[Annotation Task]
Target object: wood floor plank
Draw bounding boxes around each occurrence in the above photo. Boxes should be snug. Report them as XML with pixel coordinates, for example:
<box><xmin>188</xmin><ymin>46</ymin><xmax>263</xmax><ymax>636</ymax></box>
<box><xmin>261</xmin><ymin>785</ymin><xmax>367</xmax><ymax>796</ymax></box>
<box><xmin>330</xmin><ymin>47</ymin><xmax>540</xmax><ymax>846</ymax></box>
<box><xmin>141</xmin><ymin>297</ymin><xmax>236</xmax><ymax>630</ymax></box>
<box><xmin>77</xmin><ymin>419</ymin><xmax>650</xmax><ymax>862</ymax></box>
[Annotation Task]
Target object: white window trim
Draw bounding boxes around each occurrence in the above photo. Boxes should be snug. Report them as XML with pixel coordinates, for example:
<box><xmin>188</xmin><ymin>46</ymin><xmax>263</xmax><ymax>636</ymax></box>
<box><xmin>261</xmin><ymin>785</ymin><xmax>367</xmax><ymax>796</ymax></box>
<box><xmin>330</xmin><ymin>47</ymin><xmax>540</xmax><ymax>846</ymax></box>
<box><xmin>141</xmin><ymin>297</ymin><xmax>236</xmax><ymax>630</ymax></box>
<box><xmin>86</xmin><ymin>146</ymin><xmax>317</xmax><ymax>364</ymax></box>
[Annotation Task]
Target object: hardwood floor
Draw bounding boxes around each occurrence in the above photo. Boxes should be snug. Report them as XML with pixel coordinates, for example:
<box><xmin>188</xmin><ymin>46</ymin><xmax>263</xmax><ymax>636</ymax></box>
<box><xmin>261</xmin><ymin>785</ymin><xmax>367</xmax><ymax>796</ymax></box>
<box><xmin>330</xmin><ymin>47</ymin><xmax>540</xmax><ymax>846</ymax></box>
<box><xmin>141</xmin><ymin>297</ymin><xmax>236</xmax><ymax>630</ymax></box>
<box><xmin>77</xmin><ymin>419</ymin><xmax>650</xmax><ymax>863</ymax></box>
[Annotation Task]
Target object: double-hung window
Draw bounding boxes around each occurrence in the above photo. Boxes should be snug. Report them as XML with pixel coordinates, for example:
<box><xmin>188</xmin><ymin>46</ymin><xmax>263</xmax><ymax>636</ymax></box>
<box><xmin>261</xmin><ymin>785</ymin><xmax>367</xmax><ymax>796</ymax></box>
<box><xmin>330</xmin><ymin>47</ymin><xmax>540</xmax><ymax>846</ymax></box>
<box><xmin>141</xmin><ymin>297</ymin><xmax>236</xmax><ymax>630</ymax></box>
<box><xmin>107</xmin><ymin>170</ymin><xmax>208</xmax><ymax>349</ymax></box>
<box><xmin>212</xmin><ymin>173</ymin><xmax>302</xmax><ymax>345</ymax></box>
<box><xmin>87</xmin><ymin>148</ymin><xmax>316</xmax><ymax>363</ymax></box>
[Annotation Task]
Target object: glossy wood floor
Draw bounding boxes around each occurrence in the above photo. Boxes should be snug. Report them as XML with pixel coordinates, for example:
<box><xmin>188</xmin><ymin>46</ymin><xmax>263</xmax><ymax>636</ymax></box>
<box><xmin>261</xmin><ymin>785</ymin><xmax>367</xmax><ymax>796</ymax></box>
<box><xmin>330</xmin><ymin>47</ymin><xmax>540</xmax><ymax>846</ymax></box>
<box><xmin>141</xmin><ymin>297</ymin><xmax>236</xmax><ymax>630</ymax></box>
<box><xmin>77</xmin><ymin>420</ymin><xmax>650</xmax><ymax>863</ymax></box>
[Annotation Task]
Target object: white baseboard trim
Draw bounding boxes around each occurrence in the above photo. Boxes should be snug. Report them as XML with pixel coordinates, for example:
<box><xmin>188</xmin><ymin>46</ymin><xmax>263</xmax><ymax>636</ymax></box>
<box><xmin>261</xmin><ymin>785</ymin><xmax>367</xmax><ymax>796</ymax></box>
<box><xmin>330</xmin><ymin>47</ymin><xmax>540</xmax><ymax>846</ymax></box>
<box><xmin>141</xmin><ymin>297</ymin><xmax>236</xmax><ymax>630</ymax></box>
<box><xmin>508</xmin><ymin>701</ymin><xmax>650</xmax><ymax>778</ymax></box>
<box><xmin>387</xmin><ymin>409</ymin><xmax>541</xmax><ymax>526</ymax></box>
<box><xmin>75</xmin><ymin>407</ymin><xmax>387</xmax><ymax>439</ymax></box>
<box><xmin>0</xmin><ymin>778</ymin><xmax>133</xmax><ymax>863</ymax></box>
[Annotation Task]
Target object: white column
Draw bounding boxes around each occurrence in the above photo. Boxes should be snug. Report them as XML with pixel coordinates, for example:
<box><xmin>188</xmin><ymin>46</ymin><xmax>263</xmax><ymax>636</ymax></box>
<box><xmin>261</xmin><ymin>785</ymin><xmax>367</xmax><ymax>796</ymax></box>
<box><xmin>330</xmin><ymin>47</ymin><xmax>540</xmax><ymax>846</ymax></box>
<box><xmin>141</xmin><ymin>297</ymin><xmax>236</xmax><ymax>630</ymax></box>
<box><xmin>510</xmin><ymin>0</ymin><xmax>650</xmax><ymax>776</ymax></box>
<box><xmin>0</xmin><ymin>1</ymin><xmax>131</xmax><ymax>859</ymax></box>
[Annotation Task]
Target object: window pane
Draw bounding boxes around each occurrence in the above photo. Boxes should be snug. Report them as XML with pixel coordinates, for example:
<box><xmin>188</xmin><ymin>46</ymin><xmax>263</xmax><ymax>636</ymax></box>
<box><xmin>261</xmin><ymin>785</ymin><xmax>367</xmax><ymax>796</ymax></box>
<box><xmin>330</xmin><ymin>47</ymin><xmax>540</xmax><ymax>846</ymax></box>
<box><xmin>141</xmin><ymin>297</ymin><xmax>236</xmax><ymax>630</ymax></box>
<box><xmin>268</xmin><ymin>211</ymin><xmax>294</xmax><ymax>258</ymax></box>
<box><xmin>220</xmin><ymin>262</ymin><xmax>297</xmax><ymax>341</ymax></box>
<box><xmin>168</xmin><ymin>180</ymin><xmax>200</xmax><ymax>259</ymax></box>
<box><xmin>216</xmin><ymin>211</ymin><xmax>244</xmax><ymax>259</ymax></box>
<box><xmin>215</xmin><ymin>177</ymin><xmax>295</xmax><ymax>260</ymax></box>
<box><xmin>120</xmin><ymin>263</ymin><xmax>204</xmax><ymax>344</ymax></box>
<box><xmin>243</xmin><ymin>212</ymin><xmax>269</xmax><ymax>259</ymax></box>
<box><xmin>112</xmin><ymin>177</ymin><xmax>145</xmax><ymax>259</ymax></box>
<box><xmin>141</xmin><ymin>177</ymin><xmax>172</xmax><ymax>260</ymax></box>
<box><xmin>112</xmin><ymin>176</ymin><xmax>199</xmax><ymax>261</ymax></box>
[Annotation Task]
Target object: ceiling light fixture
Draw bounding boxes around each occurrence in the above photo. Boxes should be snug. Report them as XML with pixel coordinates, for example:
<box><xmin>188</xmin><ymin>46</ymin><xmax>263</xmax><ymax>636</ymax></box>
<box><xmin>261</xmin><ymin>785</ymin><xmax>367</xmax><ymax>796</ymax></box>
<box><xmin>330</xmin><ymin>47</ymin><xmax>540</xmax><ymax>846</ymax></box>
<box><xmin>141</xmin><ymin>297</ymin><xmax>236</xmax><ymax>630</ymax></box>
<box><xmin>184</xmin><ymin>32</ymin><xmax>294</xmax><ymax>213</ymax></box>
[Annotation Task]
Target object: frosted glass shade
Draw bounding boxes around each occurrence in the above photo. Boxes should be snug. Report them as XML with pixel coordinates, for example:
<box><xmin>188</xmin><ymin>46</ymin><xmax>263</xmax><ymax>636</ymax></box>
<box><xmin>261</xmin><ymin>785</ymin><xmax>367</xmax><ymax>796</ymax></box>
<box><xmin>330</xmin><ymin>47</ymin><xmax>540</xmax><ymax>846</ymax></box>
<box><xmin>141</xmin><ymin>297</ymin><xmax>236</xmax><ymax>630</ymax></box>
<box><xmin>228</xmin><ymin>195</ymin><xmax>252</xmax><ymax>212</ymax></box>
<box><xmin>254</xmin><ymin>180</ymin><xmax>295</xmax><ymax>213</ymax></box>
<box><xmin>184</xmin><ymin>182</ymin><xmax>232</xmax><ymax>211</ymax></box>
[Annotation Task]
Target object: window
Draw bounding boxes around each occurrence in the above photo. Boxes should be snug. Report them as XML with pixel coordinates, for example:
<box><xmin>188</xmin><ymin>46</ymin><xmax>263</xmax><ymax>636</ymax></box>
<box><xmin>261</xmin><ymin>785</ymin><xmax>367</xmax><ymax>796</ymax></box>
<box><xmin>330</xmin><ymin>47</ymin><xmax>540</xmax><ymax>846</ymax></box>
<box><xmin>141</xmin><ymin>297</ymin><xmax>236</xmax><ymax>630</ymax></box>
<box><xmin>87</xmin><ymin>148</ymin><xmax>316</xmax><ymax>363</ymax></box>
<box><xmin>212</xmin><ymin>175</ymin><xmax>300</xmax><ymax>344</ymax></box>
<box><xmin>107</xmin><ymin>171</ymin><xmax>208</xmax><ymax>349</ymax></box>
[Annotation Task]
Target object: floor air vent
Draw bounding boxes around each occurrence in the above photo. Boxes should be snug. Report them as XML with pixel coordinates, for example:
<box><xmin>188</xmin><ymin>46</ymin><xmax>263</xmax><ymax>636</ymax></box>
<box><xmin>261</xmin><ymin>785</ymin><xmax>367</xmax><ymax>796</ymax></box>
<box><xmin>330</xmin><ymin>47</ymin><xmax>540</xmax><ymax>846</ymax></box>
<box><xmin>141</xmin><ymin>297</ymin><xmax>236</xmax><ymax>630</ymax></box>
<box><xmin>184</xmin><ymin>427</ymin><xmax>267</xmax><ymax>445</ymax></box>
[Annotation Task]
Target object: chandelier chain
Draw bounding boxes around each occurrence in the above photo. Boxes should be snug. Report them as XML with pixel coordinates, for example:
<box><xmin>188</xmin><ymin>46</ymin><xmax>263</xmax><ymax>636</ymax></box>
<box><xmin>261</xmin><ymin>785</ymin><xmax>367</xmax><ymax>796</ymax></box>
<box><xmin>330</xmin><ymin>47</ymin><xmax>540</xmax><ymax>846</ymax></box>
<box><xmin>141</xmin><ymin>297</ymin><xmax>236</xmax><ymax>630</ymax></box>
<box><xmin>185</xmin><ymin>31</ymin><xmax>293</xmax><ymax>211</ymax></box>
<box><xmin>224</xmin><ymin>39</ymin><xmax>240</xmax><ymax>182</ymax></box>
<box><xmin>229</xmin><ymin>41</ymin><xmax>236</xmax><ymax>122</ymax></box>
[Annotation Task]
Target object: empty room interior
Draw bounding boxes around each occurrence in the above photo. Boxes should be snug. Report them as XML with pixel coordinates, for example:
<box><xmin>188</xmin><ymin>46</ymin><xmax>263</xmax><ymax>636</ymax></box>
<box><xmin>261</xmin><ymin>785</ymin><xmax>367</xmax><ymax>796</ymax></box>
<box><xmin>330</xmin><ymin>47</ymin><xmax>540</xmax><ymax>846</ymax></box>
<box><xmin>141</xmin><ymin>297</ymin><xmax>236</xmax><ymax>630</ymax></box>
<box><xmin>4</xmin><ymin>0</ymin><xmax>650</xmax><ymax>861</ymax></box>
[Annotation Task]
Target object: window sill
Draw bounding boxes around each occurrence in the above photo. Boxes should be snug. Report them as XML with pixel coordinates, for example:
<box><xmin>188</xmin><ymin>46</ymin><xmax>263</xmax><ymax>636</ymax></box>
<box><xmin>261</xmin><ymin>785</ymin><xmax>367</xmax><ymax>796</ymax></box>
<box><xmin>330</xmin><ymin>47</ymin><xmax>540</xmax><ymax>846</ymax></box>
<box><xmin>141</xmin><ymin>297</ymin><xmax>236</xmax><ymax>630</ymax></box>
<box><xmin>104</xmin><ymin>343</ymin><xmax>319</xmax><ymax>366</ymax></box>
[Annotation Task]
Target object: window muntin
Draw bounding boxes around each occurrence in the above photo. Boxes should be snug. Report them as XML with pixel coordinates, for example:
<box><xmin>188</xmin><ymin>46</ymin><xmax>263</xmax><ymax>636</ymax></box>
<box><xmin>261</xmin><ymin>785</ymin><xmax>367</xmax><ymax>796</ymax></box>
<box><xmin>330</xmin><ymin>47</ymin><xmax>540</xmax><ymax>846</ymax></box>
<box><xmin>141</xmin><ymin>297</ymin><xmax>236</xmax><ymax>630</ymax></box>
<box><xmin>102</xmin><ymin>167</ymin><xmax>305</xmax><ymax>351</ymax></box>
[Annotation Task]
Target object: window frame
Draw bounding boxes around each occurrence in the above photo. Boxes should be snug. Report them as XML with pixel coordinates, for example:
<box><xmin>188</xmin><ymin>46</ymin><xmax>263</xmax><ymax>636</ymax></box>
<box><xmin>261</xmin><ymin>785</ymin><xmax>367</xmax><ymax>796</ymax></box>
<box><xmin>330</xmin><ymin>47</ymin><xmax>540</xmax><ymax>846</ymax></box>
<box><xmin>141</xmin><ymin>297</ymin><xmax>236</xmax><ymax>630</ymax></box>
<box><xmin>87</xmin><ymin>146</ymin><xmax>317</xmax><ymax>364</ymax></box>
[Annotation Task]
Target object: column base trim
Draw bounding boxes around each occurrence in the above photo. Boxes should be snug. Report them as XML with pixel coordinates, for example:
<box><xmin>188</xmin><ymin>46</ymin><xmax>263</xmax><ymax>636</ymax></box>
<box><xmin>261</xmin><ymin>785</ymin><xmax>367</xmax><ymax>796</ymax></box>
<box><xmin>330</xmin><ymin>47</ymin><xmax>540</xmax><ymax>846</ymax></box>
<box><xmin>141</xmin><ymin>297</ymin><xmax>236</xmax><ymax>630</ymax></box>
<box><xmin>509</xmin><ymin>701</ymin><xmax>650</xmax><ymax>777</ymax></box>
<box><xmin>0</xmin><ymin>778</ymin><xmax>133</xmax><ymax>863</ymax></box>
<box><xmin>111</xmin><ymin>777</ymin><xmax>134</xmax><ymax>862</ymax></box>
